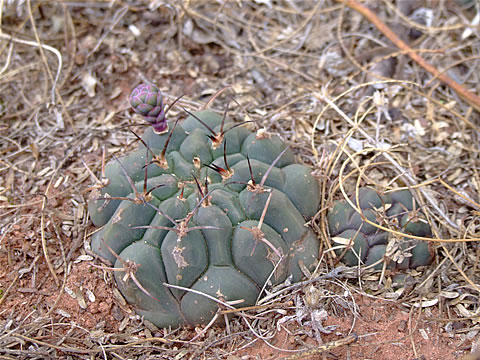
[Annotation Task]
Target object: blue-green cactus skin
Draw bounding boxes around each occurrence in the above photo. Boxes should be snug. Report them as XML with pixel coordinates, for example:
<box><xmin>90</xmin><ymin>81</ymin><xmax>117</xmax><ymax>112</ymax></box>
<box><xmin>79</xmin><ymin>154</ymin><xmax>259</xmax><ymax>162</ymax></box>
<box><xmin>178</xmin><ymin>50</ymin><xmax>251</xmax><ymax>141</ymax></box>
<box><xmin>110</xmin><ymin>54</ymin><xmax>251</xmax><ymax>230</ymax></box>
<box><xmin>327</xmin><ymin>187</ymin><xmax>433</xmax><ymax>270</ymax></box>
<box><xmin>88</xmin><ymin>110</ymin><xmax>321</xmax><ymax>328</ymax></box>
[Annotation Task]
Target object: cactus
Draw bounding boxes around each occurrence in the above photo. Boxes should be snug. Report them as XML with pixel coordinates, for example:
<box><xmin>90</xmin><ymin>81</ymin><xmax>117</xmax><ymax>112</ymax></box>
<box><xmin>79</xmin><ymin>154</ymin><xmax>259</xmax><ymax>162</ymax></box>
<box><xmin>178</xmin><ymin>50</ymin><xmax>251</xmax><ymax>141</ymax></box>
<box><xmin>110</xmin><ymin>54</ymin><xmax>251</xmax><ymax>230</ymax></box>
<box><xmin>88</xmin><ymin>84</ymin><xmax>321</xmax><ymax>328</ymax></box>
<box><xmin>327</xmin><ymin>187</ymin><xmax>433</xmax><ymax>270</ymax></box>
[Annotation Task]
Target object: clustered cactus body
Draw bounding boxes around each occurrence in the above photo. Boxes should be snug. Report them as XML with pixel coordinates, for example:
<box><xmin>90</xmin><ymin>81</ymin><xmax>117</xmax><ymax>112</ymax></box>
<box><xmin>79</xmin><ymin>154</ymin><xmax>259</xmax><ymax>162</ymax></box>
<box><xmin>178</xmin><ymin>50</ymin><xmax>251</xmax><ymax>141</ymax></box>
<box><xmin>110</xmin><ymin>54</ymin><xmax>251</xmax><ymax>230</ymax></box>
<box><xmin>88</xmin><ymin>84</ymin><xmax>321</xmax><ymax>328</ymax></box>
<box><xmin>327</xmin><ymin>187</ymin><xmax>433</xmax><ymax>270</ymax></box>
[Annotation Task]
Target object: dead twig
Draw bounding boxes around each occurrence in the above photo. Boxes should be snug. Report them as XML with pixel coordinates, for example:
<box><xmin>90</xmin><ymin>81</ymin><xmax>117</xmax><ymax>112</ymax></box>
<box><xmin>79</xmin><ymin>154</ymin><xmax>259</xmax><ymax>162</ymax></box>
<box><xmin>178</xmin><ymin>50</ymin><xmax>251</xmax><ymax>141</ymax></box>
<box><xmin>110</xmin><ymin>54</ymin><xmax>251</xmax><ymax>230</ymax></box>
<box><xmin>336</xmin><ymin>0</ymin><xmax>480</xmax><ymax>117</ymax></box>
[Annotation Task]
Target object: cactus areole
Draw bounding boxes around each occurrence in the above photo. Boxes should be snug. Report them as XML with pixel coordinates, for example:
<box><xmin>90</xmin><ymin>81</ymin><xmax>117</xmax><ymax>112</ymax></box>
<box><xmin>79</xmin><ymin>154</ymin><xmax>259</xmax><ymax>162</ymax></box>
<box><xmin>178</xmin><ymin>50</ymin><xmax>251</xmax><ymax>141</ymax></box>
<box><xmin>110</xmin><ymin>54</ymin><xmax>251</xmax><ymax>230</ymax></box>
<box><xmin>88</xmin><ymin>84</ymin><xmax>321</xmax><ymax>328</ymax></box>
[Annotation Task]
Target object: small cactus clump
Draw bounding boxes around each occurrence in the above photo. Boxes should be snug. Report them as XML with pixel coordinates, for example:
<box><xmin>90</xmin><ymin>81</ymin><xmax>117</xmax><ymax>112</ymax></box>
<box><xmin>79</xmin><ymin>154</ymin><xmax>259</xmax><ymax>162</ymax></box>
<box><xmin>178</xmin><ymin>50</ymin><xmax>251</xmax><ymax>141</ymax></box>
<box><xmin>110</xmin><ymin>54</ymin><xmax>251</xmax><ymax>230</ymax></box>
<box><xmin>88</xmin><ymin>84</ymin><xmax>321</xmax><ymax>328</ymax></box>
<box><xmin>327</xmin><ymin>187</ymin><xmax>433</xmax><ymax>270</ymax></box>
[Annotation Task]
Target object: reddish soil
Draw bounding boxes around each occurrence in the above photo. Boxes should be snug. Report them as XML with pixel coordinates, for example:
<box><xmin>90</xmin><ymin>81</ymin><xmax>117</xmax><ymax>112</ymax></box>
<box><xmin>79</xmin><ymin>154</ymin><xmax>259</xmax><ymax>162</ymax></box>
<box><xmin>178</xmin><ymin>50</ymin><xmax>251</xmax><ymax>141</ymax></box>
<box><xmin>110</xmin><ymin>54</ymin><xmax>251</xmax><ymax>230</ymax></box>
<box><xmin>237</xmin><ymin>294</ymin><xmax>470</xmax><ymax>360</ymax></box>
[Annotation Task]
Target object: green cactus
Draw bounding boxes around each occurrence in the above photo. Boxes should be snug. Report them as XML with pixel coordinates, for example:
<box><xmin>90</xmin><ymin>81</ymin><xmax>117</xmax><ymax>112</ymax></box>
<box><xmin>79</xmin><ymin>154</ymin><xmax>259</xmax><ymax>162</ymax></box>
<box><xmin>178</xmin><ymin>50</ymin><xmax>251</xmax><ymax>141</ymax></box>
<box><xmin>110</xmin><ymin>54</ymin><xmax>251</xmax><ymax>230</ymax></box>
<box><xmin>88</xmin><ymin>84</ymin><xmax>321</xmax><ymax>328</ymax></box>
<box><xmin>327</xmin><ymin>187</ymin><xmax>433</xmax><ymax>270</ymax></box>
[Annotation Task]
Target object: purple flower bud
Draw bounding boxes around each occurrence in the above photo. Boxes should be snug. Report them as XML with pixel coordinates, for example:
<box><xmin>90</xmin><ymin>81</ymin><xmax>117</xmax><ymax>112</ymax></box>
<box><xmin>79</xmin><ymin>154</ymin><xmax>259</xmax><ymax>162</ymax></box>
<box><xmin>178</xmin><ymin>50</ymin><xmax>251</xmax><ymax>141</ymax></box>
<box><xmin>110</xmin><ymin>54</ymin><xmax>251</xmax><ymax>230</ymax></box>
<box><xmin>129</xmin><ymin>84</ymin><xmax>166</xmax><ymax>128</ymax></box>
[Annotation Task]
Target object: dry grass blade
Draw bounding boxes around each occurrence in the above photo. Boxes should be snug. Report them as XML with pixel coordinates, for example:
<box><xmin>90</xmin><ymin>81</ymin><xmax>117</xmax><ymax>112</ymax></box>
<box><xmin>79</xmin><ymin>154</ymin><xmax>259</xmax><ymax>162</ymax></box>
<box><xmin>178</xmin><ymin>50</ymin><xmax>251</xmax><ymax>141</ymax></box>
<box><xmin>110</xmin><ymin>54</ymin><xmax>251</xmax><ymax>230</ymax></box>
<box><xmin>240</xmin><ymin>192</ymin><xmax>283</xmax><ymax>259</ymax></box>
<box><xmin>0</xmin><ymin>27</ymin><xmax>59</xmax><ymax>107</ymax></box>
<box><xmin>40</xmin><ymin>198</ymin><xmax>60</xmax><ymax>286</ymax></box>
<box><xmin>337</xmin><ymin>0</ymin><xmax>480</xmax><ymax>114</ymax></box>
<box><xmin>163</xmin><ymin>283</ymin><xmax>240</xmax><ymax>310</ymax></box>
<box><xmin>318</xmin><ymin>90</ymin><xmax>460</xmax><ymax>232</ymax></box>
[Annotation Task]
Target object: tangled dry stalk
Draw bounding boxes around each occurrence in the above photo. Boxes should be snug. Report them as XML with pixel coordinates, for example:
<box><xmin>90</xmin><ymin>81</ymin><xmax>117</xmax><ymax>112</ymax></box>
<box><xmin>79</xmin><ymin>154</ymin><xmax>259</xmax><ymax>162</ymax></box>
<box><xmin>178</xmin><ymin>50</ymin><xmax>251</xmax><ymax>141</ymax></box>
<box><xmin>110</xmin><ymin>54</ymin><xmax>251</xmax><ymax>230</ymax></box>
<box><xmin>0</xmin><ymin>0</ymin><xmax>479</xmax><ymax>359</ymax></box>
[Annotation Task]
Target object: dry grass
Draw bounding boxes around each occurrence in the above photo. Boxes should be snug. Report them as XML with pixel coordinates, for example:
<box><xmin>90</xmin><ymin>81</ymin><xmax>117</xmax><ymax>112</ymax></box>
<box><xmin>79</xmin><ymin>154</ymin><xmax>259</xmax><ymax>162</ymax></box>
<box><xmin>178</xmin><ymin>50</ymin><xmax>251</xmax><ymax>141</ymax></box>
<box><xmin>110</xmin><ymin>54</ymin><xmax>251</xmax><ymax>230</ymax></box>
<box><xmin>0</xmin><ymin>0</ymin><xmax>479</xmax><ymax>359</ymax></box>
